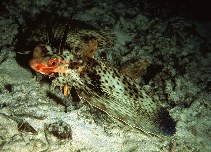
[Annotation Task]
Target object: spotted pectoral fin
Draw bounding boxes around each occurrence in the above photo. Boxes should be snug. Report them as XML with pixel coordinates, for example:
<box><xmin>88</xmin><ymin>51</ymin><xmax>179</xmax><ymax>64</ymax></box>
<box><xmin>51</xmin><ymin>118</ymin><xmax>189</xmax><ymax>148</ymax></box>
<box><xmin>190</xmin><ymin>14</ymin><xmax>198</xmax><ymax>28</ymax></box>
<box><xmin>80</xmin><ymin>87</ymin><xmax>176</xmax><ymax>137</ymax></box>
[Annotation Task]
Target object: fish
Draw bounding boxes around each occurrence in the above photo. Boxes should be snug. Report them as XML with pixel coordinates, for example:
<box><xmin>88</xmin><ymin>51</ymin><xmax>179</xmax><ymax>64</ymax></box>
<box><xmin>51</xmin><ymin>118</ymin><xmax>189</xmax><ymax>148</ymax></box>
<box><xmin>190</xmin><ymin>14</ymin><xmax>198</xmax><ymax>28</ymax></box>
<box><xmin>28</xmin><ymin>17</ymin><xmax>176</xmax><ymax>137</ymax></box>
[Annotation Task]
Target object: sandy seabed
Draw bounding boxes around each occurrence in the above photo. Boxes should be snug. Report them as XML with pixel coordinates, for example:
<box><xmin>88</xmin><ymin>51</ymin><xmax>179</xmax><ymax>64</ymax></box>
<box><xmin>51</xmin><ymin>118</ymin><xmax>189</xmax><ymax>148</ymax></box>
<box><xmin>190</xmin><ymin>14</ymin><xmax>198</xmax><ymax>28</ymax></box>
<box><xmin>0</xmin><ymin>0</ymin><xmax>211</xmax><ymax>151</ymax></box>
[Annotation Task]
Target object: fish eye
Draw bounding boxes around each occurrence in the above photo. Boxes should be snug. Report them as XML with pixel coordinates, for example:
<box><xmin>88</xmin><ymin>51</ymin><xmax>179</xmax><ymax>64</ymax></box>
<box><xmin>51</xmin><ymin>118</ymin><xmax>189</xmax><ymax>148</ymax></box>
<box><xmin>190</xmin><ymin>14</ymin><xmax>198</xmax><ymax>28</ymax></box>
<box><xmin>49</xmin><ymin>58</ymin><xmax>59</xmax><ymax>67</ymax></box>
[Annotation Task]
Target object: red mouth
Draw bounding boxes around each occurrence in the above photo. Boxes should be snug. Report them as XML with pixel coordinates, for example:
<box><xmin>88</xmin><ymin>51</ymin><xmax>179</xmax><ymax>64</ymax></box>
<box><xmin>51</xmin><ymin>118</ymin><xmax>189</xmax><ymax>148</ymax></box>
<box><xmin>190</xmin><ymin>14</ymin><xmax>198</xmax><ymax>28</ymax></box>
<box><xmin>29</xmin><ymin>59</ymin><xmax>57</xmax><ymax>76</ymax></box>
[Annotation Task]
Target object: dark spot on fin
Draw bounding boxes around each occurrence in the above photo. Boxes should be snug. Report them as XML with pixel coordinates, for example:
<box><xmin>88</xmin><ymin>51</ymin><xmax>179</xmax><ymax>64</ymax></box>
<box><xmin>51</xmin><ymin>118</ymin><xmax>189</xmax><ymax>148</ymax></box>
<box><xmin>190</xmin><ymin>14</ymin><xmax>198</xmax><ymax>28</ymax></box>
<box><xmin>86</xmin><ymin>72</ymin><xmax>104</xmax><ymax>96</ymax></box>
<box><xmin>155</xmin><ymin>108</ymin><xmax>176</xmax><ymax>136</ymax></box>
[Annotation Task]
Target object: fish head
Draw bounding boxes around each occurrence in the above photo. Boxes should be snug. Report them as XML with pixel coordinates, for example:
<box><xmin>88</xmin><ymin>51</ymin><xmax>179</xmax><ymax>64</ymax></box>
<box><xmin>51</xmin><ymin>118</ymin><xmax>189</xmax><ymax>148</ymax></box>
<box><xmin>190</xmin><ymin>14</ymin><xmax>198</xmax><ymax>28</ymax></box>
<box><xmin>29</xmin><ymin>44</ymin><xmax>69</xmax><ymax>77</ymax></box>
<box><xmin>29</xmin><ymin>57</ymin><xmax>60</xmax><ymax>76</ymax></box>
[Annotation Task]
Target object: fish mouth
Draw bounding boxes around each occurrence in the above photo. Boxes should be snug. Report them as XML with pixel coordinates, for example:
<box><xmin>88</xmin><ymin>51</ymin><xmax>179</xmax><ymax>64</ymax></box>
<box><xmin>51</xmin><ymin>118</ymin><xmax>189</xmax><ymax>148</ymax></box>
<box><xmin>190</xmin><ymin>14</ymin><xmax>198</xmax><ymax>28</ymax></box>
<box><xmin>29</xmin><ymin>59</ymin><xmax>57</xmax><ymax>76</ymax></box>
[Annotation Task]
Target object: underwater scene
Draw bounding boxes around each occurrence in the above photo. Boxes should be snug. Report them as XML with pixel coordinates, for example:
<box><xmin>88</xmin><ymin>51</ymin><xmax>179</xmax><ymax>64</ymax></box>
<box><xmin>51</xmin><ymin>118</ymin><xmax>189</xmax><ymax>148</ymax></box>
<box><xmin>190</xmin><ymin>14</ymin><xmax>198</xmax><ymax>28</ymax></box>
<box><xmin>0</xmin><ymin>0</ymin><xmax>211</xmax><ymax>151</ymax></box>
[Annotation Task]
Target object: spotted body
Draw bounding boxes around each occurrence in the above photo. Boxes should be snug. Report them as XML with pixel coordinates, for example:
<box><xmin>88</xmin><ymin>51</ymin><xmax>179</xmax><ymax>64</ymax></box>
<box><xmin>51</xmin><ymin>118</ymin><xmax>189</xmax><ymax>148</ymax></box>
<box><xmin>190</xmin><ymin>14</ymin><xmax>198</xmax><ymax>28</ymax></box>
<box><xmin>28</xmin><ymin>17</ymin><xmax>176</xmax><ymax>137</ymax></box>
